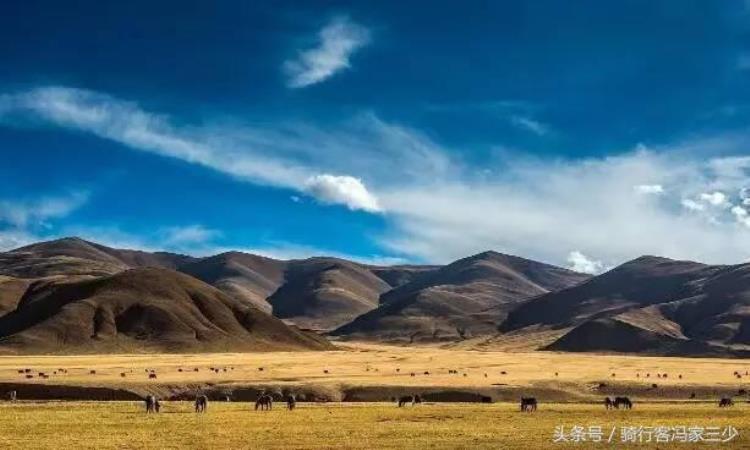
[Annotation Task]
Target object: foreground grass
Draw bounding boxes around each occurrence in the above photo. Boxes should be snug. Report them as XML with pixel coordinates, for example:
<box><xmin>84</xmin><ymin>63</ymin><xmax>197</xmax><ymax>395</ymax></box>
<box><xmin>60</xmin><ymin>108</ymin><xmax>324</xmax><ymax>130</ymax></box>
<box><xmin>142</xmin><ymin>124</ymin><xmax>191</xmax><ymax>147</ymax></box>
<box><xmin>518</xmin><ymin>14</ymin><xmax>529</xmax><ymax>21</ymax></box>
<box><xmin>0</xmin><ymin>401</ymin><xmax>747</xmax><ymax>449</ymax></box>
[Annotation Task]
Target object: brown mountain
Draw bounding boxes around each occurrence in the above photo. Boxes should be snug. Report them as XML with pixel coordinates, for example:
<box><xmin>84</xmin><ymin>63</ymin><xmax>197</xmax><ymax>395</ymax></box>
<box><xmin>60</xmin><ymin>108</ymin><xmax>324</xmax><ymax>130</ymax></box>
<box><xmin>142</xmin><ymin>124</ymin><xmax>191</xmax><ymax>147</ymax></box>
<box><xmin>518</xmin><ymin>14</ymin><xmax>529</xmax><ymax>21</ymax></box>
<box><xmin>268</xmin><ymin>258</ymin><xmax>394</xmax><ymax>331</ymax></box>
<box><xmin>2</xmin><ymin>237</ymin><xmax>193</xmax><ymax>278</ymax></box>
<box><xmin>0</xmin><ymin>237</ymin><xmax>437</xmax><ymax>335</ymax></box>
<box><xmin>332</xmin><ymin>251</ymin><xmax>590</xmax><ymax>343</ymax></box>
<box><xmin>178</xmin><ymin>252</ymin><xmax>287</xmax><ymax>313</ymax></box>
<box><xmin>0</xmin><ymin>267</ymin><xmax>331</xmax><ymax>354</ymax></box>
<box><xmin>501</xmin><ymin>256</ymin><xmax>750</xmax><ymax>356</ymax></box>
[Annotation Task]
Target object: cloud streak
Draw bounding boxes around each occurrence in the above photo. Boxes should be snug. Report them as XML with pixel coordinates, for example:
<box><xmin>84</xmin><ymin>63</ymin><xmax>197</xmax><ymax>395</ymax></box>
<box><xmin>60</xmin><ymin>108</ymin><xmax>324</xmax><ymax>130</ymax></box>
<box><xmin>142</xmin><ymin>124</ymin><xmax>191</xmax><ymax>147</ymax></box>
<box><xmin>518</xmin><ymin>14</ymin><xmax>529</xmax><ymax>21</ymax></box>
<box><xmin>284</xmin><ymin>16</ymin><xmax>370</xmax><ymax>88</ymax></box>
<box><xmin>0</xmin><ymin>87</ymin><xmax>411</xmax><ymax>212</ymax></box>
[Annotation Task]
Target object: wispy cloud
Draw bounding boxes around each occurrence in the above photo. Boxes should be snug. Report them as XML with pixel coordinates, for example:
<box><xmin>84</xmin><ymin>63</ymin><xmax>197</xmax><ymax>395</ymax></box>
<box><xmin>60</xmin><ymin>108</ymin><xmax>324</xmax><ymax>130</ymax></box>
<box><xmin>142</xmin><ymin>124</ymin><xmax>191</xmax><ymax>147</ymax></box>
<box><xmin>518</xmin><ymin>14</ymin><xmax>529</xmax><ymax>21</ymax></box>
<box><xmin>0</xmin><ymin>191</ymin><xmax>88</xmax><ymax>228</ymax></box>
<box><xmin>6</xmin><ymin>86</ymin><xmax>750</xmax><ymax>268</ymax></box>
<box><xmin>0</xmin><ymin>191</ymin><xmax>89</xmax><ymax>251</ymax></box>
<box><xmin>378</xmin><ymin>143</ymin><xmax>750</xmax><ymax>266</ymax></box>
<box><xmin>510</xmin><ymin>115</ymin><xmax>550</xmax><ymax>136</ymax></box>
<box><xmin>634</xmin><ymin>184</ymin><xmax>664</xmax><ymax>195</ymax></box>
<box><xmin>0</xmin><ymin>87</ymin><xmax>442</xmax><ymax>212</ymax></box>
<box><xmin>283</xmin><ymin>16</ymin><xmax>370</xmax><ymax>88</ymax></box>
<box><xmin>161</xmin><ymin>224</ymin><xmax>221</xmax><ymax>246</ymax></box>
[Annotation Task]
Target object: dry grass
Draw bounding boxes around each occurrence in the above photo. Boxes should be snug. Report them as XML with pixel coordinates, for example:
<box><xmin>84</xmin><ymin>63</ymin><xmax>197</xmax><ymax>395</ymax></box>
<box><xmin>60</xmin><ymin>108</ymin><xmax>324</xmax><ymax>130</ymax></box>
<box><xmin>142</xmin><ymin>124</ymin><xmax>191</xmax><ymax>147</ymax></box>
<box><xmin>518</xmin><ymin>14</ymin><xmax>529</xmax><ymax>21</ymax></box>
<box><xmin>0</xmin><ymin>401</ymin><xmax>748</xmax><ymax>449</ymax></box>
<box><xmin>1</xmin><ymin>343</ymin><xmax>749</xmax><ymax>391</ymax></box>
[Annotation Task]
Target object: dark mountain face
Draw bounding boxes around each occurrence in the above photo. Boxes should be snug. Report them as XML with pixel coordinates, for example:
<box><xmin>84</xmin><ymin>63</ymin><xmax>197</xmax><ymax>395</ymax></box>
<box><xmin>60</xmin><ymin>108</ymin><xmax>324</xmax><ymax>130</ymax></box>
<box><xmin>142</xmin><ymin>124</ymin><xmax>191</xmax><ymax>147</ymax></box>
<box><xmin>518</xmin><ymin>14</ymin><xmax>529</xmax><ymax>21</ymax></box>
<box><xmin>499</xmin><ymin>256</ymin><xmax>750</xmax><ymax>356</ymax></box>
<box><xmin>332</xmin><ymin>251</ymin><xmax>591</xmax><ymax>343</ymax></box>
<box><xmin>268</xmin><ymin>258</ymin><xmax>393</xmax><ymax>331</ymax></box>
<box><xmin>178</xmin><ymin>252</ymin><xmax>287</xmax><ymax>313</ymax></box>
<box><xmin>501</xmin><ymin>256</ymin><xmax>716</xmax><ymax>332</ymax></box>
<box><xmin>0</xmin><ymin>267</ymin><xmax>331</xmax><ymax>354</ymax></box>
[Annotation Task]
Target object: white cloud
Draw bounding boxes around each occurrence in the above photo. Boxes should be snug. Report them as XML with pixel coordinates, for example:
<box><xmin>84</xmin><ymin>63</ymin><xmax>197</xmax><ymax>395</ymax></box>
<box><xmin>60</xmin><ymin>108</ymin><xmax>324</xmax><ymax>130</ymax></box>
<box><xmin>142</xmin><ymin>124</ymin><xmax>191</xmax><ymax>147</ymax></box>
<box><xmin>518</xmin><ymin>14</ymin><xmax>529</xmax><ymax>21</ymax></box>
<box><xmin>8</xmin><ymin>86</ymin><xmax>750</xmax><ymax>268</ymax></box>
<box><xmin>0</xmin><ymin>87</ymin><xmax>441</xmax><ymax>213</ymax></box>
<box><xmin>0</xmin><ymin>191</ymin><xmax>89</xmax><ymax>252</ymax></box>
<box><xmin>0</xmin><ymin>191</ymin><xmax>88</xmax><ymax>228</ymax></box>
<box><xmin>699</xmin><ymin>191</ymin><xmax>731</xmax><ymax>208</ymax></box>
<box><xmin>681</xmin><ymin>199</ymin><xmax>705</xmax><ymax>212</ymax></box>
<box><xmin>377</xmin><ymin>146</ymin><xmax>750</xmax><ymax>266</ymax></box>
<box><xmin>162</xmin><ymin>224</ymin><xmax>220</xmax><ymax>246</ymax></box>
<box><xmin>0</xmin><ymin>230</ymin><xmax>37</xmax><ymax>252</ymax></box>
<box><xmin>566</xmin><ymin>250</ymin><xmax>605</xmax><ymax>274</ymax></box>
<box><xmin>634</xmin><ymin>184</ymin><xmax>664</xmax><ymax>195</ymax></box>
<box><xmin>283</xmin><ymin>16</ymin><xmax>370</xmax><ymax>88</ymax></box>
<box><xmin>510</xmin><ymin>115</ymin><xmax>549</xmax><ymax>136</ymax></box>
<box><xmin>305</xmin><ymin>174</ymin><xmax>381</xmax><ymax>212</ymax></box>
<box><xmin>731</xmin><ymin>205</ymin><xmax>750</xmax><ymax>228</ymax></box>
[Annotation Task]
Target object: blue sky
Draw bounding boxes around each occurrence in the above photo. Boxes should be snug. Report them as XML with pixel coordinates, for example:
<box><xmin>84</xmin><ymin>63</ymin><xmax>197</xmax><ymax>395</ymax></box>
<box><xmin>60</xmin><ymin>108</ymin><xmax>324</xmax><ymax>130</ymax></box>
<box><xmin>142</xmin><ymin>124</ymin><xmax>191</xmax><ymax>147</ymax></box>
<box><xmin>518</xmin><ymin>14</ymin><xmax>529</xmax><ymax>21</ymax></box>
<box><xmin>2</xmin><ymin>1</ymin><xmax>750</xmax><ymax>271</ymax></box>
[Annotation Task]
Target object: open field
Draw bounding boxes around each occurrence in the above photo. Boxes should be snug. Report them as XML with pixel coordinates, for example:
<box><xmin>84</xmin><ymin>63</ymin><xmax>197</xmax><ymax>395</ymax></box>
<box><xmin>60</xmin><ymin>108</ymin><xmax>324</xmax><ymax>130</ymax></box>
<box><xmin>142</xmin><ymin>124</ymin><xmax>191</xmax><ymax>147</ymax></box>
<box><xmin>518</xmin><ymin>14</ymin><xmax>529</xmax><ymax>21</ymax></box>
<box><xmin>0</xmin><ymin>401</ymin><xmax>747</xmax><ymax>449</ymax></box>
<box><xmin>2</xmin><ymin>343</ymin><xmax>750</xmax><ymax>402</ymax></box>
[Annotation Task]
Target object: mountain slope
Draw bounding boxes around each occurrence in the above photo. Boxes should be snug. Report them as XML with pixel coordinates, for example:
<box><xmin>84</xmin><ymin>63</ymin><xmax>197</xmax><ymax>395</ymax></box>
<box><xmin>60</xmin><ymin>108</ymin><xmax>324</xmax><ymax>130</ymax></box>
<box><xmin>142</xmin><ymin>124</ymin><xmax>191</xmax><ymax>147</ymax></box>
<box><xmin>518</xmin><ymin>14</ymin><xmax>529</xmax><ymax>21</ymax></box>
<box><xmin>3</xmin><ymin>237</ymin><xmax>193</xmax><ymax>278</ymax></box>
<box><xmin>268</xmin><ymin>258</ymin><xmax>393</xmax><ymax>331</ymax></box>
<box><xmin>332</xmin><ymin>251</ymin><xmax>590</xmax><ymax>342</ymax></box>
<box><xmin>500</xmin><ymin>256</ymin><xmax>717</xmax><ymax>332</ymax></box>
<box><xmin>178</xmin><ymin>252</ymin><xmax>287</xmax><ymax>313</ymax></box>
<box><xmin>502</xmin><ymin>256</ymin><xmax>750</xmax><ymax>356</ymax></box>
<box><xmin>0</xmin><ymin>267</ymin><xmax>332</xmax><ymax>354</ymax></box>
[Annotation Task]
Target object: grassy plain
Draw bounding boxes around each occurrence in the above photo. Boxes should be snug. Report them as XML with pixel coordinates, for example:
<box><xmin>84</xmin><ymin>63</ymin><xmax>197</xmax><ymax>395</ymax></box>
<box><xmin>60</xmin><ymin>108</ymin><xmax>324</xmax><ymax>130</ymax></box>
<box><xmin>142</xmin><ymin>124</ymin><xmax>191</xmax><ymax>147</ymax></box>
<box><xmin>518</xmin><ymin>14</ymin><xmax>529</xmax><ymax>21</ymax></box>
<box><xmin>0</xmin><ymin>401</ymin><xmax>748</xmax><ymax>449</ymax></box>
<box><xmin>1</xmin><ymin>343</ymin><xmax>750</xmax><ymax>392</ymax></box>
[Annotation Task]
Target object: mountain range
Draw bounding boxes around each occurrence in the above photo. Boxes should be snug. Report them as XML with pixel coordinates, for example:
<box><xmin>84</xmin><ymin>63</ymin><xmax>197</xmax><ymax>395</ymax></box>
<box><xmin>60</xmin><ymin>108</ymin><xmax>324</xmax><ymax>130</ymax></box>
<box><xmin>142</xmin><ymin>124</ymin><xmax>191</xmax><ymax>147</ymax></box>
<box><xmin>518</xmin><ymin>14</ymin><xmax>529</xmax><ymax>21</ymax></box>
<box><xmin>2</xmin><ymin>237</ymin><xmax>750</xmax><ymax>357</ymax></box>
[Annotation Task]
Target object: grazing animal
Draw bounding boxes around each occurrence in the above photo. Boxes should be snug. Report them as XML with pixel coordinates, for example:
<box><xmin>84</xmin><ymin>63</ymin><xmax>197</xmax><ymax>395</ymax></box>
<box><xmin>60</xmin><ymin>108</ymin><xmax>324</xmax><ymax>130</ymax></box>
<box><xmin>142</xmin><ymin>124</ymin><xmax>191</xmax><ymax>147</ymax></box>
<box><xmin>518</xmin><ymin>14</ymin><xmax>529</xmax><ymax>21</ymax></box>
<box><xmin>255</xmin><ymin>394</ymin><xmax>273</xmax><ymax>411</ymax></box>
<box><xmin>690</xmin><ymin>392</ymin><xmax>696</xmax><ymax>399</ymax></box>
<box><xmin>155</xmin><ymin>399</ymin><xmax>161</xmax><ymax>413</ymax></box>
<box><xmin>7</xmin><ymin>391</ymin><xmax>17</xmax><ymax>402</ymax></box>
<box><xmin>195</xmin><ymin>395</ymin><xmax>208</xmax><ymax>413</ymax></box>
<box><xmin>604</xmin><ymin>397</ymin><xmax>614</xmax><ymax>410</ymax></box>
<box><xmin>719</xmin><ymin>397</ymin><xmax>734</xmax><ymax>408</ymax></box>
<box><xmin>144</xmin><ymin>395</ymin><xmax>158</xmax><ymax>413</ymax></box>
<box><xmin>481</xmin><ymin>396</ymin><xmax>492</xmax><ymax>403</ymax></box>
<box><xmin>286</xmin><ymin>394</ymin><xmax>296</xmax><ymax>411</ymax></box>
<box><xmin>89</xmin><ymin>370</ymin><xmax>96</xmax><ymax>375</ymax></box>
<box><xmin>501</xmin><ymin>371</ymin><xmax>507</xmax><ymax>375</ymax></box>
<box><xmin>120</xmin><ymin>373</ymin><xmax>126</xmax><ymax>378</ymax></box>
<box><xmin>148</xmin><ymin>373</ymin><xmax>157</xmax><ymax>379</ymax></box>
<box><xmin>398</xmin><ymin>395</ymin><xmax>421</xmax><ymax>407</ymax></box>
<box><xmin>614</xmin><ymin>396</ymin><xmax>633</xmax><ymax>410</ymax></box>
<box><xmin>520</xmin><ymin>397</ymin><xmax>537</xmax><ymax>412</ymax></box>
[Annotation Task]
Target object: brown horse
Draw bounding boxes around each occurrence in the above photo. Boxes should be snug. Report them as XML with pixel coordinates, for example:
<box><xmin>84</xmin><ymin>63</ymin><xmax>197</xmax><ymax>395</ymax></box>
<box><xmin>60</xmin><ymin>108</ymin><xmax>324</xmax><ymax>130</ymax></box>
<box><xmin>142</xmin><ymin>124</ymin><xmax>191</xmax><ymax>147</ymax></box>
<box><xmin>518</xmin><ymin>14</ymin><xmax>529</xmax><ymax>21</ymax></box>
<box><xmin>520</xmin><ymin>397</ymin><xmax>537</xmax><ymax>412</ymax></box>
<box><xmin>255</xmin><ymin>394</ymin><xmax>273</xmax><ymax>411</ymax></box>
<box><xmin>286</xmin><ymin>394</ymin><xmax>296</xmax><ymax>410</ymax></box>
<box><xmin>604</xmin><ymin>397</ymin><xmax>614</xmax><ymax>410</ymax></box>
<box><xmin>719</xmin><ymin>397</ymin><xmax>734</xmax><ymax>407</ymax></box>
<box><xmin>195</xmin><ymin>395</ymin><xmax>208</xmax><ymax>413</ymax></box>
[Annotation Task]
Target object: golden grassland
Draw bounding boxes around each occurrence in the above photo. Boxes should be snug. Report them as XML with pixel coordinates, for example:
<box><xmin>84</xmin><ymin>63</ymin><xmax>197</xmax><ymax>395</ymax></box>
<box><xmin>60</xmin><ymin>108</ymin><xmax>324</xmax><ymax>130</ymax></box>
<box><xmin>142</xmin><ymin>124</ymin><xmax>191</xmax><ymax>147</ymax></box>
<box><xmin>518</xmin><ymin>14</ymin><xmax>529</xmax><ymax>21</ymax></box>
<box><xmin>1</xmin><ymin>343</ymin><xmax>750</xmax><ymax>390</ymax></box>
<box><xmin>0</xmin><ymin>401</ymin><xmax>748</xmax><ymax>449</ymax></box>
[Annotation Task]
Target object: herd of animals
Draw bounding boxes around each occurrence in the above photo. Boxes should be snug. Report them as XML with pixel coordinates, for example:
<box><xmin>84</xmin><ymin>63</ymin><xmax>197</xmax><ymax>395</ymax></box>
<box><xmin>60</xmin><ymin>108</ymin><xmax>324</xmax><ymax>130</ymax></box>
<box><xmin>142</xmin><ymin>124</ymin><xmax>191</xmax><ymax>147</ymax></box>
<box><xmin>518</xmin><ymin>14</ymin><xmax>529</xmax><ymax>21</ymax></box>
<box><xmin>2</xmin><ymin>366</ymin><xmax>749</xmax><ymax>412</ymax></box>
<box><xmin>1</xmin><ymin>388</ymin><xmax>743</xmax><ymax>413</ymax></box>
